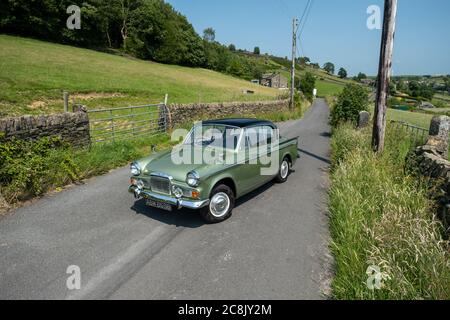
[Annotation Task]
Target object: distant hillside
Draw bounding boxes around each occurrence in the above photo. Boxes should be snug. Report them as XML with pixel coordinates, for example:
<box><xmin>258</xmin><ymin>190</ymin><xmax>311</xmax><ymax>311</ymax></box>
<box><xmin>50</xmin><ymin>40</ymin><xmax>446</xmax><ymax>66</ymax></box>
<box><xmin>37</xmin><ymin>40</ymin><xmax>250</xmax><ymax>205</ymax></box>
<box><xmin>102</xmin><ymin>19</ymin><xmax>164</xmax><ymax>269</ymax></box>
<box><xmin>0</xmin><ymin>35</ymin><xmax>281</xmax><ymax>116</ymax></box>
<box><xmin>235</xmin><ymin>51</ymin><xmax>350</xmax><ymax>97</ymax></box>
<box><xmin>0</xmin><ymin>1</ymin><xmax>350</xmax><ymax>103</ymax></box>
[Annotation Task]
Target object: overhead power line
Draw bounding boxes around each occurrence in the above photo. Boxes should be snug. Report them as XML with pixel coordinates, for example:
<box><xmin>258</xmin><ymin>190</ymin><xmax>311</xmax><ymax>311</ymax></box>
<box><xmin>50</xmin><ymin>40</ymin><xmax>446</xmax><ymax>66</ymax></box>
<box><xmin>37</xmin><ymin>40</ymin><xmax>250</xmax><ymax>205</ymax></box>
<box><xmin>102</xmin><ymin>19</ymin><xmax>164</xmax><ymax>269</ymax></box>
<box><xmin>296</xmin><ymin>0</ymin><xmax>311</xmax><ymax>33</ymax></box>
<box><xmin>298</xmin><ymin>0</ymin><xmax>314</xmax><ymax>38</ymax></box>
<box><xmin>276</xmin><ymin>0</ymin><xmax>292</xmax><ymax>19</ymax></box>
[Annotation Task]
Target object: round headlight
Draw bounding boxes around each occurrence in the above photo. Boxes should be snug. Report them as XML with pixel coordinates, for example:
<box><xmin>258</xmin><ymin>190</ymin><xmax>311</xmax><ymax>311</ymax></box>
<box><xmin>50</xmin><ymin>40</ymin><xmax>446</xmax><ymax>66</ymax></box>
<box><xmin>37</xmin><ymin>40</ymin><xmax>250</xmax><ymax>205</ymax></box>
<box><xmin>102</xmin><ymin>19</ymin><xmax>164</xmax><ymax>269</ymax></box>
<box><xmin>172</xmin><ymin>185</ymin><xmax>183</xmax><ymax>198</ymax></box>
<box><xmin>130</xmin><ymin>162</ymin><xmax>141</xmax><ymax>176</ymax></box>
<box><xmin>186</xmin><ymin>171</ymin><xmax>200</xmax><ymax>187</ymax></box>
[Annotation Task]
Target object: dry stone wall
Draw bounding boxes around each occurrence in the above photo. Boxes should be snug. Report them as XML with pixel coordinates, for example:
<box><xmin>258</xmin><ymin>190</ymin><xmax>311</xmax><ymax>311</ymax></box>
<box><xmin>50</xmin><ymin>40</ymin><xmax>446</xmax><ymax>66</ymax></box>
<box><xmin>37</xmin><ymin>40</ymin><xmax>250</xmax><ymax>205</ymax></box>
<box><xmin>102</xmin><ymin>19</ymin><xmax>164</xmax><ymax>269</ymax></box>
<box><xmin>166</xmin><ymin>99</ymin><xmax>290</xmax><ymax>127</ymax></box>
<box><xmin>0</xmin><ymin>111</ymin><xmax>90</xmax><ymax>147</ymax></box>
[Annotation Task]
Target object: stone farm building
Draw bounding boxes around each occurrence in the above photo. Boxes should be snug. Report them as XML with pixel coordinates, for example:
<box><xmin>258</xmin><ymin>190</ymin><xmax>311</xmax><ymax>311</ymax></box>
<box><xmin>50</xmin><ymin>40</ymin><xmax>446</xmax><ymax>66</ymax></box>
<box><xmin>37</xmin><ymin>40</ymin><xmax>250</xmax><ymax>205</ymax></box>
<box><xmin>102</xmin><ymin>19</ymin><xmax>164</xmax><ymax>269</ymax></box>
<box><xmin>260</xmin><ymin>73</ymin><xmax>288</xmax><ymax>89</ymax></box>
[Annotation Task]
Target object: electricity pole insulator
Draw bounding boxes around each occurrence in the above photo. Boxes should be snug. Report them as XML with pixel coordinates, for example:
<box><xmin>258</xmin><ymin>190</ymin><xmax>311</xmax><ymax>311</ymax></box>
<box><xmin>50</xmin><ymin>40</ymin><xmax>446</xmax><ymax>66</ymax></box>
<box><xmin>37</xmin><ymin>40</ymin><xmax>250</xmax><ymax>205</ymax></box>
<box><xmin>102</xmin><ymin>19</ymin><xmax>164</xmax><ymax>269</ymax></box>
<box><xmin>290</xmin><ymin>18</ymin><xmax>298</xmax><ymax>110</ymax></box>
<box><xmin>372</xmin><ymin>0</ymin><xmax>398</xmax><ymax>153</ymax></box>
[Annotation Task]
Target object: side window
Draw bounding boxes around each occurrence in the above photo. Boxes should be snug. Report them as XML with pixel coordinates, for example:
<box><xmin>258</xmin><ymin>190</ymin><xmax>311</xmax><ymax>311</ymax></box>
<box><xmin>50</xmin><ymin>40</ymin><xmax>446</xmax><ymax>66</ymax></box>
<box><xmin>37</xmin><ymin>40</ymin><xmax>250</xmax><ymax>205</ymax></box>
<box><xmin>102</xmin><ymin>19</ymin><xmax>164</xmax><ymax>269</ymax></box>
<box><xmin>243</xmin><ymin>126</ymin><xmax>275</xmax><ymax>149</ymax></box>
<box><xmin>257</xmin><ymin>126</ymin><xmax>274</xmax><ymax>146</ymax></box>
<box><xmin>244</xmin><ymin>127</ymin><xmax>258</xmax><ymax>149</ymax></box>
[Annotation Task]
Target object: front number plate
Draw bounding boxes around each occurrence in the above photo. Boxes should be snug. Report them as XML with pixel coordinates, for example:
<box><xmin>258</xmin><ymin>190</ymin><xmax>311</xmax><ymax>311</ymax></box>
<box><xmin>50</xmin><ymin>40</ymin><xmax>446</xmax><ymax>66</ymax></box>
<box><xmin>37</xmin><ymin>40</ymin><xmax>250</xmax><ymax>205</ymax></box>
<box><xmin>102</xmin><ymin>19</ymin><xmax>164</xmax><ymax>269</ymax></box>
<box><xmin>146</xmin><ymin>199</ymin><xmax>173</xmax><ymax>211</ymax></box>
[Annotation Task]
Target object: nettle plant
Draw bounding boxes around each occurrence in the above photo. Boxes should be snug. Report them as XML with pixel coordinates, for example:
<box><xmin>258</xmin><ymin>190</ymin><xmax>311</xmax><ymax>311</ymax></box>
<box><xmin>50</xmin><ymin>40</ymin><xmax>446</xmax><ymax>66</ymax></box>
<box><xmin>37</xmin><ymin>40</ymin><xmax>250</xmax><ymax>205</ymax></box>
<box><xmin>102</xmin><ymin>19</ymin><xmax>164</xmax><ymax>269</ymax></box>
<box><xmin>0</xmin><ymin>136</ymin><xmax>79</xmax><ymax>202</ymax></box>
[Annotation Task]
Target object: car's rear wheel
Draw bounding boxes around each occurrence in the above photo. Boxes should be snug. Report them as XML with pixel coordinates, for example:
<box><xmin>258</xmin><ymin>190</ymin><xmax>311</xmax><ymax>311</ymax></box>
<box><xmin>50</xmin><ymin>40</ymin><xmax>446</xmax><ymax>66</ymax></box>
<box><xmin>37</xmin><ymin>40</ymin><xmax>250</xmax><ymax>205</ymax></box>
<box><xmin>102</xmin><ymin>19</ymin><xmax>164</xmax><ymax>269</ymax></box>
<box><xmin>275</xmin><ymin>157</ymin><xmax>291</xmax><ymax>183</ymax></box>
<box><xmin>200</xmin><ymin>184</ymin><xmax>235</xmax><ymax>223</ymax></box>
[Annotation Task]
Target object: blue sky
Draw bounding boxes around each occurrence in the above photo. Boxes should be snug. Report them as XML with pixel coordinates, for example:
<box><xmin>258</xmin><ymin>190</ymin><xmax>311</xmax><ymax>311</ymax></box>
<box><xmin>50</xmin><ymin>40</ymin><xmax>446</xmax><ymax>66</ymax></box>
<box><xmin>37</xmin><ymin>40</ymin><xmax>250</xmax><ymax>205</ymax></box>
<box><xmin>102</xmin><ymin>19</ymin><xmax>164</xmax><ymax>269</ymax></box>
<box><xmin>166</xmin><ymin>0</ymin><xmax>450</xmax><ymax>76</ymax></box>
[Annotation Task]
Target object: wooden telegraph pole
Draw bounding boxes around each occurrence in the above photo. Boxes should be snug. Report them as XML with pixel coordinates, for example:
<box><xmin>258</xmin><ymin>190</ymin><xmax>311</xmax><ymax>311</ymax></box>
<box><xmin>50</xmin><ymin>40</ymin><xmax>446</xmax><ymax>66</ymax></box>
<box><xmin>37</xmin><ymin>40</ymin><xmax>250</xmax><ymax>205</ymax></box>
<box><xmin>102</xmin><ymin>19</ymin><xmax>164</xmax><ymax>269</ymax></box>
<box><xmin>372</xmin><ymin>0</ymin><xmax>398</xmax><ymax>152</ymax></box>
<box><xmin>290</xmin><ymin>18</ymin><xmax>298</xmax><ymax>110</ymax></box>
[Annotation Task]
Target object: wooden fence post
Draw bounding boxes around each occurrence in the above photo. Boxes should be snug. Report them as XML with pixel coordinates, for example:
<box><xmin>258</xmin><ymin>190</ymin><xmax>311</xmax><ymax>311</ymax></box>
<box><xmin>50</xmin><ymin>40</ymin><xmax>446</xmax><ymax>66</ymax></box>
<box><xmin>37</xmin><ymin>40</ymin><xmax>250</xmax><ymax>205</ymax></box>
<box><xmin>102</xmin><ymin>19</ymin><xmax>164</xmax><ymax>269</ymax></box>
<box><xmin>110</xmin><ymin>109</ymin><xmax>115</xmax><ymax>142</ymax></box>
<box><xmin>63</xmin><ymin>91</ymin><xmax>69</xmax><ymax>113</ymax></box>
<box><xmin>158</xmin><ymin>94</ymin><xmax>169</xmax><ymax>133</ymax></box>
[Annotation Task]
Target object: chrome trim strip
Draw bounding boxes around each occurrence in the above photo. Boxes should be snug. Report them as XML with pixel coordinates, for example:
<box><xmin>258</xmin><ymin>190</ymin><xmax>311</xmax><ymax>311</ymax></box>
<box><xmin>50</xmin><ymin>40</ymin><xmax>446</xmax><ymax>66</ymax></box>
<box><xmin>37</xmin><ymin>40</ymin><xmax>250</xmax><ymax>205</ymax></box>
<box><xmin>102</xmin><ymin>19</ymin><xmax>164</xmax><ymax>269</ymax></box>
<box><xmin>150</xmin><ymin>172</ymin><xmax>173</xmax><ymax>180</ymax></box>
<box><xmin>129</xmin><ymin>186</ymin><xmax>210</xmax><ymax>210</ymax></box>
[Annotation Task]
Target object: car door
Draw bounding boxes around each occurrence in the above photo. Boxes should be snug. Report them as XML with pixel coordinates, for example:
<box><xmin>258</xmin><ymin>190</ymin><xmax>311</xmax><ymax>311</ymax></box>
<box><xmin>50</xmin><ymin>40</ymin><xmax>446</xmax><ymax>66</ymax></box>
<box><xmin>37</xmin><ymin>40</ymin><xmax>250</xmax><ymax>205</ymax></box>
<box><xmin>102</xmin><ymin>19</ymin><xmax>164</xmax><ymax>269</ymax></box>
<box><xmin>232</xmin><ymin>127</ymin><xmax>261</xmax><ymax>195</ymax></box>
<box><xmin>255</xmin><ymin>125</ymin><xmax>277</xmax><ymax>185</ymax></box>
<box><xmin>241</xmin><ymin>125</ymin><xmax>275</xmax><ymax>190</ymax></box>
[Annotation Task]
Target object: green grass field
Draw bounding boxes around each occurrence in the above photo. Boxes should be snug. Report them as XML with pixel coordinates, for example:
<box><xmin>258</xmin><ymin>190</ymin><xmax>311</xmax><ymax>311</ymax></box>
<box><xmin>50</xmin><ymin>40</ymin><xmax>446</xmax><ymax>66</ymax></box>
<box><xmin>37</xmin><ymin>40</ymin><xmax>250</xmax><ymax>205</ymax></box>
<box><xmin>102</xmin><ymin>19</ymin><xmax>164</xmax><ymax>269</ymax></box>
<box><xmin>315</xmin><ymin>80</ymin><xmax>345</xmax><ymax>97</ymax></box>
<box><xmin>0</xmin><ymin>35</ymin><xmax>280</xmax><ymax>116</ymax></box>
<box><xmin>434</xmin><ymin>93</ymin><xmax>450</xmax><ymax>102</ymax></box>
<box><xmin>369</xmin><ymin>105</ymin><xmax>433</xmax><ymax>128</ymax></box>
<box><xmin>387</xmin><ymin>109</ymin><xmax>432</xmax><ymax>128</ymax></box>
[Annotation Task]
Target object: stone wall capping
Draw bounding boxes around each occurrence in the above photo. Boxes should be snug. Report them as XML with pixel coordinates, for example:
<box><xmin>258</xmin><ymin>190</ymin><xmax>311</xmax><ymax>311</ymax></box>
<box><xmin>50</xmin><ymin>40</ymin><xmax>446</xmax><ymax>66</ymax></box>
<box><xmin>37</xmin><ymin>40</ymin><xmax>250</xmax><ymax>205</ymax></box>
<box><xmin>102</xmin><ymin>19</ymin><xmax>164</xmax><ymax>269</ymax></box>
<box><xmin>0</xmin><ymin>111</ymin><xmax>90</xmax><ymax>147</ymax></box>
<box><xmin>165</xmin><ymin>99</ymin><xmax>290</xmax><ymax>128</ymax></box>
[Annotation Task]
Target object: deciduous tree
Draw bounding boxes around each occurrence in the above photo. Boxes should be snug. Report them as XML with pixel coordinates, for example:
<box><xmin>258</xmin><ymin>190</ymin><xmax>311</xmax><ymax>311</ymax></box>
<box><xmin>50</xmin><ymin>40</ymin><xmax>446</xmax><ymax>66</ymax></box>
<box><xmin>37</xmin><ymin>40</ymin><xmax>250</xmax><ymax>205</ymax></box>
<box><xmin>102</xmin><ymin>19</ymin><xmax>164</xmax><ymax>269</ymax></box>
<box><xmin>203</xmin><ymin>27</ymin><xmax>215</xmax><ymax>42</ymax></box>
<box><xmin>323</xmin><ymin>62</ymin><xmax>335</xmax><ymax>74</ymax></box>
<box><xmin>299</xmin><ymin>72</ymin><xmax>316</xmax><ymax>102</ymax></box>
<box><xmin>338</xmin><ymin>68</ymin><xmax>348</xmax><ymax>79</ymax></box>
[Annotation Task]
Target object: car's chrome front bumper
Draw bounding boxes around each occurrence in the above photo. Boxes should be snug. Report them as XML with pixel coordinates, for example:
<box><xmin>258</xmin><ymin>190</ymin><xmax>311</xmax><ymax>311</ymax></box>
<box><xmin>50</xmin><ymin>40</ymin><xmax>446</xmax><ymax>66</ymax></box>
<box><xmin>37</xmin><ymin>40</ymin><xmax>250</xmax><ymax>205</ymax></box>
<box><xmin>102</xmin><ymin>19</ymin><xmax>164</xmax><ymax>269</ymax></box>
<box><xmin>129</xmin><ymin>185</ymin><xmax>210</xmax><ymax>210</ymax></box>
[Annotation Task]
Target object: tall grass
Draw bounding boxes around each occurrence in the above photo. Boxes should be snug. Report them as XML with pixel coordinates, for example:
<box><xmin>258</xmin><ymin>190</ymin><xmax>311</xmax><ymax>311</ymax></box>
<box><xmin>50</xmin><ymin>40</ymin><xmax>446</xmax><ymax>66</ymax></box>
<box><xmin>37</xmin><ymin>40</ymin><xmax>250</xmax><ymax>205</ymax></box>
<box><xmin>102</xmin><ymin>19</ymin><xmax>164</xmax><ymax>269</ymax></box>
<box><xmin>330</xmin><ymin>123</ymin><xmax>450</xmax><ymax>299</ymax></box>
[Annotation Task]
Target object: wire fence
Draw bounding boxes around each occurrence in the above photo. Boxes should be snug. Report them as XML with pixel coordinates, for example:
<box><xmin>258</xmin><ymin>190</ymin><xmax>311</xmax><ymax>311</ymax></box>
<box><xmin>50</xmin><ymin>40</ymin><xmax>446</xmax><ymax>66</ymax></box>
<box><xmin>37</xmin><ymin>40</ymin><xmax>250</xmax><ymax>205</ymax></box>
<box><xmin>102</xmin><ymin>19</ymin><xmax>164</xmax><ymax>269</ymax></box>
<box><xmin>389</xmin><ymin>120</ymin><xmax>429</xmax><ymax>146</ymax></box>
<box><xmin>87</xmin><ymin>103</ymin><xmax>168</xmax><ymax>144</ymax></box>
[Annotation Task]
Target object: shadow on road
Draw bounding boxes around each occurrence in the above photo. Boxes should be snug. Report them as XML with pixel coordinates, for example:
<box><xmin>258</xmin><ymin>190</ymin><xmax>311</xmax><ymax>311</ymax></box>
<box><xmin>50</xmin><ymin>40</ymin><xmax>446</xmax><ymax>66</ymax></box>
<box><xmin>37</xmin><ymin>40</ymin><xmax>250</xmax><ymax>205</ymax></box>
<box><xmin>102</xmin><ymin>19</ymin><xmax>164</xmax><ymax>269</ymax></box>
<box><xmin>235</xmin><ymin>181</ymin><xmax>274</xmax><ymax>208</ymax></box>
<box><xmin>298</xmin><ymin>148</ymin><xmax>331</xmax><ymax>165</ymax></box>
<box><xmin>130</xmin><ymin>199</ymin><xmax>205</xmax><ymax>228</ymax></box>
<box><xmin>130</xmin><ymin>180</ymin><xmax>278</xmax><ymax>225</ymax></box>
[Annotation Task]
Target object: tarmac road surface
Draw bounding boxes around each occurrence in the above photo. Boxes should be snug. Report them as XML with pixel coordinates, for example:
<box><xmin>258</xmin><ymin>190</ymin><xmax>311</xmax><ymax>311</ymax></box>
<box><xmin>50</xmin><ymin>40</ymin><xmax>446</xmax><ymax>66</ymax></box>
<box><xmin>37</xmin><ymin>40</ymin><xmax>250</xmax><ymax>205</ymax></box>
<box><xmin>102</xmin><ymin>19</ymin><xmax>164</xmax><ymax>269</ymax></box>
<box><xmin>0</xmin><ymin>99</ymin><xmax>332</xmax><ymax>299</ymax></box>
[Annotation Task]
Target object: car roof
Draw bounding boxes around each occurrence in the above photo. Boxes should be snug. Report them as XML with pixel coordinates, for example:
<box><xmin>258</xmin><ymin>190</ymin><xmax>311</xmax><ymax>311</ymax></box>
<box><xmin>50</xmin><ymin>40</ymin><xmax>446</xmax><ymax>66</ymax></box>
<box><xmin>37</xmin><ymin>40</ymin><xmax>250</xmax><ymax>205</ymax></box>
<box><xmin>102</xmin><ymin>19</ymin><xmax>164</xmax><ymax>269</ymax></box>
<box><xmin>201</xmin><ymin>118</ymin><xmax>276</xmax><ymax>128</ymax></box>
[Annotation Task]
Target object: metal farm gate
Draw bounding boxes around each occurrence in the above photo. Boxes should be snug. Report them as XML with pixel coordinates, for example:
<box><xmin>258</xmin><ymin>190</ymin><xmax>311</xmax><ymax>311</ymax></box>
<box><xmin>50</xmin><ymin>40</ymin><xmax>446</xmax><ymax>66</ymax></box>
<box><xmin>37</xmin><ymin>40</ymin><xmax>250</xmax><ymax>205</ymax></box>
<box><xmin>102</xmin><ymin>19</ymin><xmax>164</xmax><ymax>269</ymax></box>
<box><xmin>87</xmin><ymin>103</ymin><xmax>169</xmax><ymax>144</ymax></box>
<box><xmin>389</xmin><ymin>120</ymin><xmax>429</xmax><ymax>146</ymax></box>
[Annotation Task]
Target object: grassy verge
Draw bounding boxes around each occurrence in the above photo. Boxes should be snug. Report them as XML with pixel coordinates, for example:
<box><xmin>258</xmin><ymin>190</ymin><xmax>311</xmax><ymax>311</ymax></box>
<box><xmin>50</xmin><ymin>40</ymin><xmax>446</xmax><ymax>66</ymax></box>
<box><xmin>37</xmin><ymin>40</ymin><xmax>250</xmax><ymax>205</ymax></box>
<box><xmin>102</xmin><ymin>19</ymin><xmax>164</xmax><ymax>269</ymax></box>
<box><xmin>329</xmin><ymin>123</ymin><xmax>450</xmax><ymax>299</ymax></box>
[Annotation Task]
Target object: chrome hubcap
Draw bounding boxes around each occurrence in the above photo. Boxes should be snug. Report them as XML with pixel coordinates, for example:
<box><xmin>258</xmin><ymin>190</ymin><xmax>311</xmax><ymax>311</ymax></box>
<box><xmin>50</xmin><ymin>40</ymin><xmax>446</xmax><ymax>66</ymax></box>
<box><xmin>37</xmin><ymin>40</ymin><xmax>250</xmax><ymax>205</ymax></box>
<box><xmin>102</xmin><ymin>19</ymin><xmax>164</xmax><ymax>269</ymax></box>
<box><xmin>280</xmin><ymin>160</ymin><xmax>289</xmax><ymax>179</ymax></box>
<box><xmin>210</xmin><ymin>192</ymin><xmax>230</xmax><ymax>217</ymax></box>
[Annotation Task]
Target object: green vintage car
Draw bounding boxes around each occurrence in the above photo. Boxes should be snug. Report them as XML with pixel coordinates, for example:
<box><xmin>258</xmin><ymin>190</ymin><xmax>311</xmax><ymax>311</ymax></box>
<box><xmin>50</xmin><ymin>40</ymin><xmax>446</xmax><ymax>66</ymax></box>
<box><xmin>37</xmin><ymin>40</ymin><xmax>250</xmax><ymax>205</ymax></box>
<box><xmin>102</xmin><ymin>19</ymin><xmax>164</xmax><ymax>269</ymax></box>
<box><xmin>129</xmin><ymin>118</ymin><xmax>299</xmax><ymax>223</ymax></box>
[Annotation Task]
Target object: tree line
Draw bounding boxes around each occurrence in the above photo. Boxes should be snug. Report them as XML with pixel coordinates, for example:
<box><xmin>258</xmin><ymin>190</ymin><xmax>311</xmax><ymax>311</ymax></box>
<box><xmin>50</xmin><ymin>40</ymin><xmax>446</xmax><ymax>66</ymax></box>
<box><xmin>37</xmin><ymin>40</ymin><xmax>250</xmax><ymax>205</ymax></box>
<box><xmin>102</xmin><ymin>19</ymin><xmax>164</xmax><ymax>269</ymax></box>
<box><xmin>0</xmin><ymin>0</ymin><xmax>272</xmax><ymax>81</ymax></box>
<box><xmin>1</xmin><ymin>0</ymin><xmax>206</xmax><ymax>66</ymax></box>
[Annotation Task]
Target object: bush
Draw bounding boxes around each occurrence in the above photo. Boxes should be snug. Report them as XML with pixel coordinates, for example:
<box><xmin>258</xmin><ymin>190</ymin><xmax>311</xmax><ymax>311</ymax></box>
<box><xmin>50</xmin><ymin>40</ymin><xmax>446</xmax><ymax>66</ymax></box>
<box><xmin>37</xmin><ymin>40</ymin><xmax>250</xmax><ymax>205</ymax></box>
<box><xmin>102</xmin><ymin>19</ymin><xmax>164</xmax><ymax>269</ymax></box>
<box><xmin>0</xmin><ymin>137</ymin><xmax>79</xmax><ymax>202</ymax></box>
<box><xmin>330</xmin><ymin>84</ymin><xmax>369</xmax><ymax>127</ymax></box>
<box><xmin>0</xmin><ymin>134</ymin><xmax>172</xmax><ymax>205</ymax></box>
<box><xmin>299</xmin><ymin>72</ymin><xmax>316</xmax><ymax>102</ymax></box>
<box><xmin>330</xmin><ymin>123</ymin><xmax>450</xmax><ymax>299</ymax></box>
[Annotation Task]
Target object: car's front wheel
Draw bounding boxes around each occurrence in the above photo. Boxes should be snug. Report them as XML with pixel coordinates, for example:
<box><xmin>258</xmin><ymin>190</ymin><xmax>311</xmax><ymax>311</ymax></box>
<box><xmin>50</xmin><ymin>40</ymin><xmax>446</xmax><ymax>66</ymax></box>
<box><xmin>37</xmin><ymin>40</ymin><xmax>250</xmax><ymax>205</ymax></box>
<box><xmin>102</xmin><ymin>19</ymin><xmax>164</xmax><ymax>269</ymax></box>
<box><xmin>200</xmin><ymin>184</ymin><xmax>235</xmax><ymax>223</ymax></box>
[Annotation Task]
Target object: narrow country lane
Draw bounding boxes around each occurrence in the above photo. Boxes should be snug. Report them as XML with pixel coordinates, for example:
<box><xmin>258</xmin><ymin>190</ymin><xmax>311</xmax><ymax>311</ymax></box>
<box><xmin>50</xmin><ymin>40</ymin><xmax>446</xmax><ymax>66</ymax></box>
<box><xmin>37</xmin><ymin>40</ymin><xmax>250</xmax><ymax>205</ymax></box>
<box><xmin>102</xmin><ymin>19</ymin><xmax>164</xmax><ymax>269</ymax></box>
<box><xmin>0</xmin><ymin>99</ymin><xmax>332</xmax><ymax>300</ymax></box>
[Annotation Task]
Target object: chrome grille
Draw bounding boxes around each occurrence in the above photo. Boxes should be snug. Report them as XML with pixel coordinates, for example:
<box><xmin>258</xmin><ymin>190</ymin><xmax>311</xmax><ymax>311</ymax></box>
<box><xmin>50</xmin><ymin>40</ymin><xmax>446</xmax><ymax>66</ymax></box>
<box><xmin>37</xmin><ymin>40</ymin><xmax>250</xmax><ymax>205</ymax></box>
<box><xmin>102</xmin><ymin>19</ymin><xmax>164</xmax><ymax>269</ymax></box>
<box><xmin>150</xmin><ymin>175</ymin><xmax>171</xmax><ymax>195</ymax></box>
<box><xmin>142</xmin><ymin>179</ymin><xmax>152</xmax><ymax>189</ymax></box>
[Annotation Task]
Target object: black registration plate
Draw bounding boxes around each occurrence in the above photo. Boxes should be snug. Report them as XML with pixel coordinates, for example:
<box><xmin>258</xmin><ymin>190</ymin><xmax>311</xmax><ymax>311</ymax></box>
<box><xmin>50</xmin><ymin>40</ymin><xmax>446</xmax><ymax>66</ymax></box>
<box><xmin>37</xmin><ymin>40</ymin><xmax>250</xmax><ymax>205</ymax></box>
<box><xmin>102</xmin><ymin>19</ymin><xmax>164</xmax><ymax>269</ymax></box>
<box><xmin>146</xmin><ymin>199</ymin><xmax>173</xmax><ymax>211</ymax></box>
